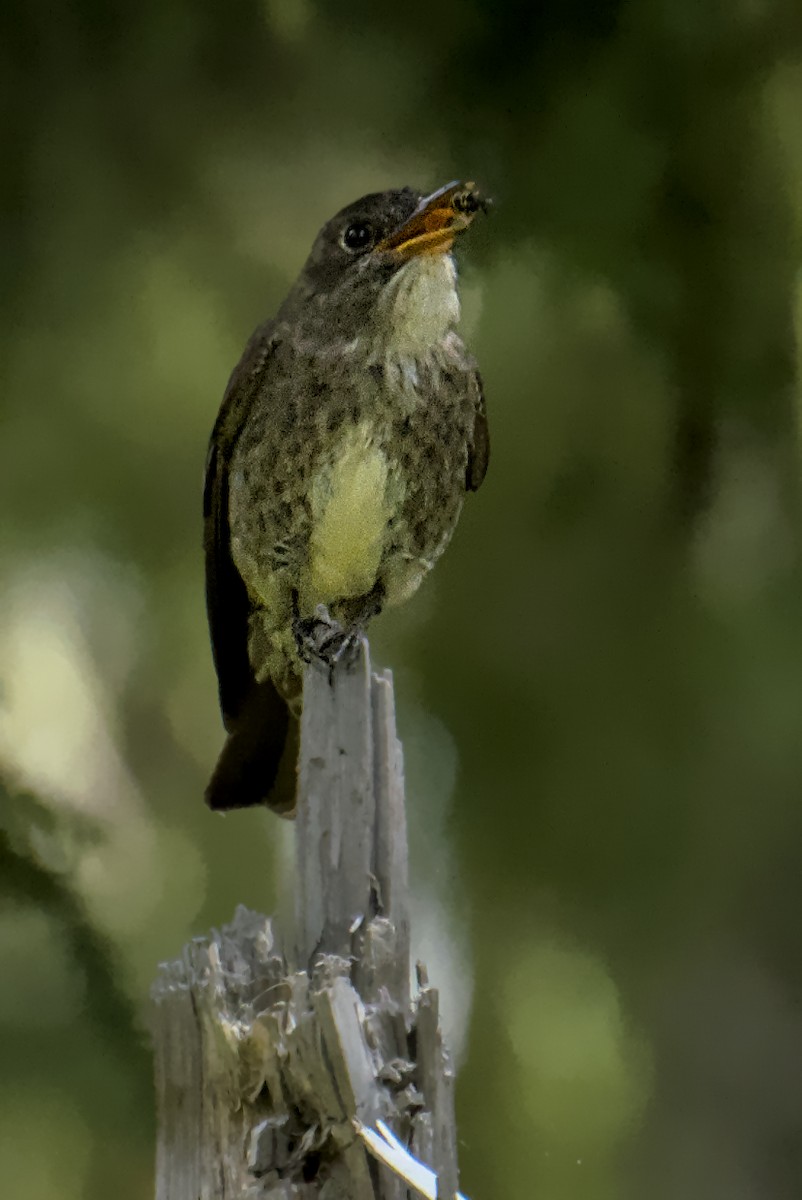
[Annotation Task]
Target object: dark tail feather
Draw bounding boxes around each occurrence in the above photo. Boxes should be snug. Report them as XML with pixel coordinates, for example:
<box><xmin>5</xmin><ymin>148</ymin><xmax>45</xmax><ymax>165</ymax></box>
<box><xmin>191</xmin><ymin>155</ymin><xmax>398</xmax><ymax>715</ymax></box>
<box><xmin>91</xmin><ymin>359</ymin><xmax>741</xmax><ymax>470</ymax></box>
<box><xmin>205</xmin><ymin>679</ymin><xmax>299</xmax><ymax>814</ymax></box>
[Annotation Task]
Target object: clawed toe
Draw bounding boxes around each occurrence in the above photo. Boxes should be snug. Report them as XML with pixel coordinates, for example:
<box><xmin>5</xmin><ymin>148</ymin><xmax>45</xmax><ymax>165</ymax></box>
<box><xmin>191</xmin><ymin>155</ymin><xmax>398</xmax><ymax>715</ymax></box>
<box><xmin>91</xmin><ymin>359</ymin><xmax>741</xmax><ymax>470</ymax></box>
<box><xmin>292</xmin><ymin>603</ymin><xmax>335</xmax><ymax>664</ymax></box>
<box><xmin>317</xmin><ymin>626</ymin><xmax>361</xmax><ymax>684</ymax></box>
<box><xmin>291</xmin><ymin>602</ymin><xmax>360</xmax><ymax>680</ymax></box>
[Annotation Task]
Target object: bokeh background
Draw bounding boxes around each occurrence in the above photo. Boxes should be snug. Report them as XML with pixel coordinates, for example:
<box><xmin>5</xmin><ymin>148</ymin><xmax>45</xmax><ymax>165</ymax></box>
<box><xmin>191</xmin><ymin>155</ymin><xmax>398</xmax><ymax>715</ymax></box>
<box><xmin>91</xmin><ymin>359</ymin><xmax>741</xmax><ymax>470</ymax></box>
<box><xmin>4</xmin><ymin>1</ymin><xmax>802</xmax><ymax>1196</ymax></box>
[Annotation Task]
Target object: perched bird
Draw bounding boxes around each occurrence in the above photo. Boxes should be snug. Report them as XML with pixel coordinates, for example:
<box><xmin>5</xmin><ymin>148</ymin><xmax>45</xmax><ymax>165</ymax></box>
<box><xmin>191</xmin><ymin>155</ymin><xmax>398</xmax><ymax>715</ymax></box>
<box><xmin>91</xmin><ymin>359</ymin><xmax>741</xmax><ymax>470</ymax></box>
<box><xmin>204</xmin><ymin>181</ymin><xmax>489</xmax><ymax>812</ymax></box>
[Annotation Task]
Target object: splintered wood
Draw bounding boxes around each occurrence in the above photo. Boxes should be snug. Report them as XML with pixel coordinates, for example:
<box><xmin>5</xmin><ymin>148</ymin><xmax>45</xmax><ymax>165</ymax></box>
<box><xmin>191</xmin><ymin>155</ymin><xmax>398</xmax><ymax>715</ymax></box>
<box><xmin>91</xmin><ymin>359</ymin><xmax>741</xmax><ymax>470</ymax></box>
<box><xmin>151</xmin><ymin>640</ymin><xmax>461</xmax><ymax>1199</ymax></box>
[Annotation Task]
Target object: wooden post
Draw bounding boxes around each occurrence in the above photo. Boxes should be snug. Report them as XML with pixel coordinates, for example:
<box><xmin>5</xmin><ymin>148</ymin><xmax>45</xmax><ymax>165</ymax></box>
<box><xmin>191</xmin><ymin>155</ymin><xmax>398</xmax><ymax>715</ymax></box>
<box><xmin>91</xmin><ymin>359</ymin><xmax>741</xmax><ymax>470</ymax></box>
<box><xmin>151</xmin><ymin>638</ymin><xmax>462</xmax><ymax>1199</ymax></box>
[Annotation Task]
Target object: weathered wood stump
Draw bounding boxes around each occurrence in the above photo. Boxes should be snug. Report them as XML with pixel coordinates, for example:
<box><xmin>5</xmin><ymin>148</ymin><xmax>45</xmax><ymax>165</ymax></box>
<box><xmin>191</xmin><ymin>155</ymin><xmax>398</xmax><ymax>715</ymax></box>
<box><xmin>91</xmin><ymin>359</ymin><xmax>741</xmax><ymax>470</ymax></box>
<box><xmin>151</xmin><ymin>639</ymin><xmax>461</xmax><ymax>1199</ymax></box>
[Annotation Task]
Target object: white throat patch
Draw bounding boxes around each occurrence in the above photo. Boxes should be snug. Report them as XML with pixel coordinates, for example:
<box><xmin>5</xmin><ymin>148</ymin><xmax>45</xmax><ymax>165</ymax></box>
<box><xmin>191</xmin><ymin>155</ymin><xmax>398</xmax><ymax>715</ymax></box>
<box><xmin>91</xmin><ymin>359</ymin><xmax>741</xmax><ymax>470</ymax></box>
<box><xmin>378</xmin><ymin>253</ymin><xmax>460</xmax><ymax>357</ymax></box>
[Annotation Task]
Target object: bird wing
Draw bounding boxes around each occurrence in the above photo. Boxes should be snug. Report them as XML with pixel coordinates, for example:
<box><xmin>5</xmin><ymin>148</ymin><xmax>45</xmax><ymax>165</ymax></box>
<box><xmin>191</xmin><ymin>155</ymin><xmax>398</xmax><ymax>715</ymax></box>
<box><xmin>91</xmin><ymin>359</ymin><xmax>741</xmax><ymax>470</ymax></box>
<box><xmin>204</xmin><ymin>321</ymin><xmax>278</xmax><ymax>729</ymax></box>
<box><xmin>466</xmin><ymin>369</ymin><xmax>489</xmax><ymax>492</ymax></box>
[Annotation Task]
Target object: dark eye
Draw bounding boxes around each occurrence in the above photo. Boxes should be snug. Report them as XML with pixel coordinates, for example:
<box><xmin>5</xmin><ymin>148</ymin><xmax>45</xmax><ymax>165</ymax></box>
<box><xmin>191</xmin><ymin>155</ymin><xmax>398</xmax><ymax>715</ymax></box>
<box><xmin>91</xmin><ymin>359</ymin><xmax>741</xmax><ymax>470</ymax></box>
<box><xmin>341</xmin><ymin>221</ymin><xmax>373</xmax><ymax>251</ymax></box>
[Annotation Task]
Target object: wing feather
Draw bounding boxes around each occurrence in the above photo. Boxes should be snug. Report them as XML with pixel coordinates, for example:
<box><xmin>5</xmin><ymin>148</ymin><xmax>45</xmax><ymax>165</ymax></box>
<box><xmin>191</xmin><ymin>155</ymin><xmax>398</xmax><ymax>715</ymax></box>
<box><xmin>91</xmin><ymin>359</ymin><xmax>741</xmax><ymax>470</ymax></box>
<box><xmin>466</xmin><ymin>370</ymin><xmax>489</xmax><ymax>492</ymax></box>
<box><xmin>204</xmin><ymin>322</ymin><xmax>278</xmax><ymax>728</ymax></box>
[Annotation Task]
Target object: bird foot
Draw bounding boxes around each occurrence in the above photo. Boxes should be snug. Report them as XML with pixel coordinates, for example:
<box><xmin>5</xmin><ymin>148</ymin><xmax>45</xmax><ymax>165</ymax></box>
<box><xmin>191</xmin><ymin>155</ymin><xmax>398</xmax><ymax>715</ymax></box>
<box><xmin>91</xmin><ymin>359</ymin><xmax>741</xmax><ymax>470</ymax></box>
<box><xmin>292</xmin><ymin>603</ymin><xmax>360</xmax><ymax>683</ymax></box>
<box><xmin>292</xmin><ymin>603</ymin><xmax>336</xmax><ymax>663</ymax></box>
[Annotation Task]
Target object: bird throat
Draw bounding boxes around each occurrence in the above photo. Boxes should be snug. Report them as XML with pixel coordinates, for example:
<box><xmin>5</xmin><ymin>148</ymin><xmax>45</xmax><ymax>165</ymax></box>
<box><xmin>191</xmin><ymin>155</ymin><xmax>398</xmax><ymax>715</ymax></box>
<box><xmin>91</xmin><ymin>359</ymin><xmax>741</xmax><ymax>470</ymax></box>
<box><xmin>376</xmin><ymin>253</ymin><xmax>460</xmax><ymax>359</ymax></box>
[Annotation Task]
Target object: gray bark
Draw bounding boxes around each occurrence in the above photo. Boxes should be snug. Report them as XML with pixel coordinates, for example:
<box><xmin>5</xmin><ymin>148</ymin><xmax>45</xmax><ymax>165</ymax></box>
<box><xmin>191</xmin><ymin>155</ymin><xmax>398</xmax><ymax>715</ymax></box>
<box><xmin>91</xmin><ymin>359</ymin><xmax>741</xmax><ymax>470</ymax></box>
<box><xmin>151</xmin><ymin>638</ymin><xmax>460</xmax><ymax>1199</ymax></box>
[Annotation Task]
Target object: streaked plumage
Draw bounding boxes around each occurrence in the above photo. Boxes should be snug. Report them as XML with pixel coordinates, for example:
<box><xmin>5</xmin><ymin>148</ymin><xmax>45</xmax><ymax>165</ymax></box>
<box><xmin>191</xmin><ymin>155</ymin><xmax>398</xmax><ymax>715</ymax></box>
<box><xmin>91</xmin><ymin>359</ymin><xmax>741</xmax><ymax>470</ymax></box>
<box><xmin>205</xmin><ymin>183</ymin><xmax>488</xmax><ymax>812</ymax></box>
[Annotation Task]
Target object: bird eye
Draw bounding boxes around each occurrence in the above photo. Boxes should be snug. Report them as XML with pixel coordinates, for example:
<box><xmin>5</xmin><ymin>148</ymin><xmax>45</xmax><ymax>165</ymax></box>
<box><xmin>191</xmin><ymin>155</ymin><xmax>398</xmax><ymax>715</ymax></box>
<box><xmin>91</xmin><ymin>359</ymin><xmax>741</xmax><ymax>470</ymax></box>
<box><xmin>341</xmin><ymin>222</ymin><xmax>374</xmax><ymax>252</ymax></box>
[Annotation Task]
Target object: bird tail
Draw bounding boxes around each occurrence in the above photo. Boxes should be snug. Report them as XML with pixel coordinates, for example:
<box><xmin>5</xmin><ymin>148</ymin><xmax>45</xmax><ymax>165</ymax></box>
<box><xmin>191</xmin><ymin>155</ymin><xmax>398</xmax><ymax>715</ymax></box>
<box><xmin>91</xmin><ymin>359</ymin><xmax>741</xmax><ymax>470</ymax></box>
<box><xmin>205</xmin><ymin>678</ymin><xmax>299</xmax><ymax>814</ymax></box>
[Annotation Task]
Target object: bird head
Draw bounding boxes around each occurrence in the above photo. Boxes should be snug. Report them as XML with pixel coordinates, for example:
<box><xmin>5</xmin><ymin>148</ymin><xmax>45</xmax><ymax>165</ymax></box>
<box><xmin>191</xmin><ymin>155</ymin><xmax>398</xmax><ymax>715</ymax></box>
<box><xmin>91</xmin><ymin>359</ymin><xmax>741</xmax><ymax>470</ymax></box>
<box><xmin>281</xmin><ymin>182</ymin><xmax>487</xmax><ymax>350</ymax></box>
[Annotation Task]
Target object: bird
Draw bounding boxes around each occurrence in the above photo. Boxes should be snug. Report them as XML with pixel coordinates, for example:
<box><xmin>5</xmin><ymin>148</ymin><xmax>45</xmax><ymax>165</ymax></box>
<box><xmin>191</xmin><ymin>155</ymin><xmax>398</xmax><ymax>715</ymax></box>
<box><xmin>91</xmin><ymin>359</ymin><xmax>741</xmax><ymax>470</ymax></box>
<box><xmin>204</xmin><ymin>180</ymin><xmax>489</xmax><ymax>813</ymax></box>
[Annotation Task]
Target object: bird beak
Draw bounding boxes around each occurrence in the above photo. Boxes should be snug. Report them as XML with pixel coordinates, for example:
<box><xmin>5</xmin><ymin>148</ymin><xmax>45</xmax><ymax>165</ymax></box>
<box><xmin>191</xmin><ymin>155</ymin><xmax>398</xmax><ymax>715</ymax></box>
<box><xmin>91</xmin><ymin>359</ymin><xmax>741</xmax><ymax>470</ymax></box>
<box><xmin>375</xmin><ymin>181</ymin><xmax>485</xmax><ymax>259</ymax></box>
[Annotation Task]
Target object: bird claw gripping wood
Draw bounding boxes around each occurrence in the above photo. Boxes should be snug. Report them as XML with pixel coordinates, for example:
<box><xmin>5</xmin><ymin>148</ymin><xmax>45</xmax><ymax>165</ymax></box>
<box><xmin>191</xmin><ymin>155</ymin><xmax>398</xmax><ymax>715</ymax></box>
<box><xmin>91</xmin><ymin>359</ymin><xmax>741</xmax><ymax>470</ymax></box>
<box><xmin>292</xmin><ymin>602</ymin><xmax>360</xmax><ymax>685</ymax></box>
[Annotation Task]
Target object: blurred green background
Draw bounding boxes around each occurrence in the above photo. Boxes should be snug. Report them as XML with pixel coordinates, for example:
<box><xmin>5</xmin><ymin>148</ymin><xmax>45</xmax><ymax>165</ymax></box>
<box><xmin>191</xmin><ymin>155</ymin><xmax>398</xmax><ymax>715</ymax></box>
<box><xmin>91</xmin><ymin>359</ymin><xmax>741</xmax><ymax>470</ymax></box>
<box><xmin>4</xmin><ymin>0</ymin><xmax>802</xmax><ymax>1196</ymax></box>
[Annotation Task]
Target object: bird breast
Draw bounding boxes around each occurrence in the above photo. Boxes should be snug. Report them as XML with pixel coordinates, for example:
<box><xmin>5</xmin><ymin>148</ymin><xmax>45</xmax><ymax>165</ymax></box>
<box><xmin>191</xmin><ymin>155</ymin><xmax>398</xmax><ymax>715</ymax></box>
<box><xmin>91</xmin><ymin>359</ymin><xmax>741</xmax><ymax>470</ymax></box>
<box><xmin>305</xmin><ymin>420</ymin><xmax>399</xmax><ymax>605</ymax></box>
